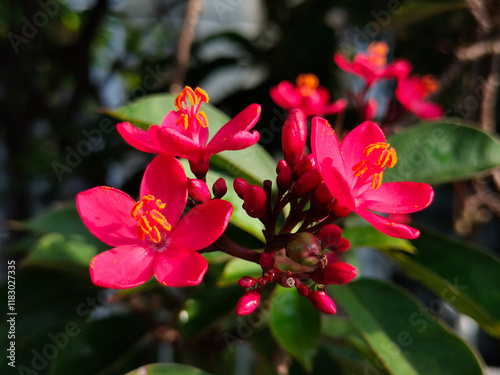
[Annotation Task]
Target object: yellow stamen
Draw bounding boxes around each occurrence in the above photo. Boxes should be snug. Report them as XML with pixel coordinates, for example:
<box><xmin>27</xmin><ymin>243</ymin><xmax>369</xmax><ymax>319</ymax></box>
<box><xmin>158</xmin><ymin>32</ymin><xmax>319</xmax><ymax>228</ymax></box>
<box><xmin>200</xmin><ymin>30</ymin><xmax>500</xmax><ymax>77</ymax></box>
<box><xmin>195</xmin><ymin>87</ymin><xmax>209</xmax><ymax>104</ymax></box>
<box><xmin>196</xmin><ymin>111</ymin><xmax>208</xmax><ymax>128</ymax></box>
<box><xmin>132</xmin><ymin>195</ymin><xmax>172</xmax><ymax>243</ymax></box>
<box><xmin>296</xmin><ymin>73</ymin><xmax>319</xmax><ymax>96</ymax></box>
<box><xmin>352</xmin><ymin>142</ymin><xmax>397</xmax><ymax>190</ymax></box>
<box><xmin>367</xmin><ymin>41</ymin><xmax>389</xmax><ymax>68</ymax></box>
<box><xmin>174</xmin><ymin>86</ymin><xmax>211</xmax><ymax>129</ymax></box>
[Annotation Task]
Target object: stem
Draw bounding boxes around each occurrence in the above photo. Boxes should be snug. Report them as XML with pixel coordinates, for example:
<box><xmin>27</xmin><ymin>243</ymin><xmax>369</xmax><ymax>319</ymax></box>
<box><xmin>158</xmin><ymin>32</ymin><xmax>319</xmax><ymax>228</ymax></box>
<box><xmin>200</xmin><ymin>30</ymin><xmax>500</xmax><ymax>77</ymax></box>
<box><xmin>170</xmin><ymin>0</ymin><xmax>204</xmax><ymax>93</ymax></box>
<box><xmin>200</xmin><ymin>235</ymin><xmax>261</xmax><ymax>263</ymax></box>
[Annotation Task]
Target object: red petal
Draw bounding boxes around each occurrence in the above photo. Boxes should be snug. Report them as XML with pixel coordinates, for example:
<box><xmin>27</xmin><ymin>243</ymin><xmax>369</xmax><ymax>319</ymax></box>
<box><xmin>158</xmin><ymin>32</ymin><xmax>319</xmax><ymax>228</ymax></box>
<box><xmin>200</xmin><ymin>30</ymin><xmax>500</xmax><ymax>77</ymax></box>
<box><xmin>282</xmin><ymin>109</ymin><xmax>307</xmax><ymax>166</ymax></box>
<box><xmin>168</xmin><ymin>199</ymin><xmax>233</xmax><ymax>251</ymax></box>
<box><xmin>149</xmin><ymin>125</ymin><xmax>203</xmax><ymax>160</ymax></box>
<box><xmin>270</xmin><ymin>81</ymin><xmax>301</xmax><ymax>108</ymax></box>
<box><xmin>358</xmin><ymin>182</ymin><xmax>434</xmax><ymax>214</ymax></box>
<box><xmin>117</xmin><ymin>122</ymin><xmax>163</xmax><ymax>153</ymax></box>
<box><xmin>90</xmin><ymin>245</ymin><xmax>155</xmax><ymax>289</ymax></box>
<box><xmin>140</xmin><ymin>154</ymin><xmax>187</xmax><ymax>227</ymax></box>
<box><xmin>154</xmin><ymin>249</ymin><xmax>207</xmax><ymax>287</ymax></box>
<box><xmin>77</xmin><ymin>187</ymin><xmax>139</xmax><ymax>247</ymax></box>
<box><xmin>357</xmin><ymin>208</ymin><xmax>420</xmax><ymax>239</ymax></box>
<box><xmin>312</xmin><ymin>116</ymin><xmax>345</xmax><ymax>176</ymax></box>
<box><xmin>323</xmin><ymin>98</ymin><xmax>347</xmax><ymax>115</ymax></box>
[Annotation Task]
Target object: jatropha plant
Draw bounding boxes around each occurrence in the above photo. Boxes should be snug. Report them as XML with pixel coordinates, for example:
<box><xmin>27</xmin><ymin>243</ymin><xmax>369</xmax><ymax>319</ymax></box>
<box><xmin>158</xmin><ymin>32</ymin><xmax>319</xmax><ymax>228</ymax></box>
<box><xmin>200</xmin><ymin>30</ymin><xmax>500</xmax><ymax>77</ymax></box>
<box><xmin>76</xmin><ymin>42</ymin><xmax>436</xmax><ymax>317</ymax></box>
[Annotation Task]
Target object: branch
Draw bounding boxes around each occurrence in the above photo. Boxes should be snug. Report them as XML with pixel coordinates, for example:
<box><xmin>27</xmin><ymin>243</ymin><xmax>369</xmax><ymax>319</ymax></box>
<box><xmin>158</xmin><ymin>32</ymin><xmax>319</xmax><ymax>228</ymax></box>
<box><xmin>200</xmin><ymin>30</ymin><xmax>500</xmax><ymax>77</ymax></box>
<box><xmin>456</xmin><ymin>39</ymin><xmax>500</xmax><ymax>61</ymax></box>
<box><xmin>480</xmin><ymin>53</ymin><xmax>500</xmax><ymax>133</ymax></box>
<box><xmin>170</xmin><ymin>0</ymin><xmax>204</xmax><ymax>93</ymax></box>
<box><xmin>200</xmin><ymin>235</ymin><xmax>261</xmax><ymax>263</ymax></box>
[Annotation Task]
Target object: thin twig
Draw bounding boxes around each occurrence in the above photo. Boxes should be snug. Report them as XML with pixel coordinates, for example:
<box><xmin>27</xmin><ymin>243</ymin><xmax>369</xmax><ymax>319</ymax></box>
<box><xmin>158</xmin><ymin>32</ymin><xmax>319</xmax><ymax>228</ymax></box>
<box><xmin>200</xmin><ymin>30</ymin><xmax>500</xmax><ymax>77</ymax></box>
<box><xmin>480</xmin><ymin>53</ymin><xmax>500</xmax><ymax>133</ymax></box>
<box><xmin>170</xmin><ymin>0</ymin><xmax>204</xmax><ymax>93</ymax></box>
<box><xmin>456</xmin><ymin>39</ymin><xmax>500</xmax><ymax>61</ymax></box>
<box><xmin>465</xmin><ymin>0</ymin><xmax>496</xmax><ymax>34</ymax></box>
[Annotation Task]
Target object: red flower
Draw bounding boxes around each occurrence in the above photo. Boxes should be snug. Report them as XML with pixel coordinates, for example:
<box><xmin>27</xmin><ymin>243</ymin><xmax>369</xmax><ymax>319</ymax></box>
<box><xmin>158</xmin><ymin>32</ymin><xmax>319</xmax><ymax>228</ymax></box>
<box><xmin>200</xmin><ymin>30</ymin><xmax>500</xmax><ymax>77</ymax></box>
<box><xmin>270</xmin><ymin>73</ymin><xmax>346</xmax><ymax>117</ymax></box>
<box><xmin>77</xmin><ymin>154</ymin><xmax>233</xmax><ymax>289</ymax></box>
<box><xmin>117</xmin><ymin>86</ymin><xmax>261</xmax><ymax>175</ymax></box>
<box><xmin>395</xmin><ymin>74</ymin><xmax>443</xmax><ymax>119</ymax></box>
<box><xmin>334</xmin><ymin>42</ymin><xmax>409</xmax><ymax>87</ymax></box>
<box><xmin>312</xmin><ymin>118</ymin><xmax>434</xmax><ymax>239</ymax></box>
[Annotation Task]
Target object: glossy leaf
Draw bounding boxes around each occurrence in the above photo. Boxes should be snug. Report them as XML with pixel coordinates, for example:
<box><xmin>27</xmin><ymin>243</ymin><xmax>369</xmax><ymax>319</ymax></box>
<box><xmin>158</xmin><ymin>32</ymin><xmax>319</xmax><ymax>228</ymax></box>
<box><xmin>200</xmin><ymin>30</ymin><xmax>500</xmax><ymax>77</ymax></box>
<box><xmin>383</xmin><ymin>228</ymin><xmax>500</xmax><ymax>338</ymax></box>
<box><xmin>126</xmin><ymin>363</ymin><xmax>214</xmax><ymax>375</ymax></box>
<box><xmin>343</xmin><ymin>225</ymin><xmax>416</xmax><ymax>253</ymax></box>
<box><xmin>104</xmin><ymin>93</ymin><xmax>277</xmax><ymax>186</ymax></box>
<box><xmin>386</xmin><ymin>120</ymin><xmax>500</xmax><ymax>184</ymax></box>
<box><xmin>269</xmin><ymin>287</ymin><xmax>321</xmax><ymax>371</ymax></box>
<box><xmin>331</xmin><ymin>278</ymin><xmax>484</xmax><ymax>375</ymax></box>
<box><xmin>218</xmin><ymin>258</ymin><xmax>262</xmax><ymax>287</ymax></box>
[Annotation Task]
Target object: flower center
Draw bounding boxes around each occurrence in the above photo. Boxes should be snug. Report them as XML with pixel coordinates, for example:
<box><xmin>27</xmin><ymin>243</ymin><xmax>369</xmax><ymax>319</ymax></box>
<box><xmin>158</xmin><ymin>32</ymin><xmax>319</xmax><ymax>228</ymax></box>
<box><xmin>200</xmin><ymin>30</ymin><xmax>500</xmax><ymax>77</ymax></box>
<box><xmin>174</xmin><ymin>86</ymin><xmax>209</xmax><ymax>130</ymax></box>
<box><xmin>131</xmin><ymin>195</ymin><xmax>172</xmax><ymax>243</ymax></box>
<box><xmin>367</xmin><ymin>41</ymin><xmax>389</xmax><ymax>68</ymax></box>
<box><xmin>352</xmin><ymin>142</ymin><xmax>397</xmax><ymax>190</ymax></box>
<box><xmin>296</xmin><ymin>73</ymin><xmax>319</xmax><ymax>96</ymax></box>
<box><xmin>418</xmin><ymin>75</ymin><xmax>439</xmax><ymax>99</ymax></box>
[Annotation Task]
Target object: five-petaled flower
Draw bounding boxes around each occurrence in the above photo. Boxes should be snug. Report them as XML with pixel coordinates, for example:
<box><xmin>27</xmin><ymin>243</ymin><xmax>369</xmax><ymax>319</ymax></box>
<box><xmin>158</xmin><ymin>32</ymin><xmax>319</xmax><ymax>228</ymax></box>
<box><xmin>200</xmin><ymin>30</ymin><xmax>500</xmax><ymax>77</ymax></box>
<box><xmin>395</xmin><ymin>73</ymin><xmax>443</xmax><ymax>119</ymax></box>
<box><xmin>334</xmin><ymin>42</ymin><xmax>409</xmax><ymax>87</ymax></box>
<box><xmin>270</xmin><ymin>73</ymin><xmax>347</xmax><ymax>117</ymax></box>
<box><xmin>312</xmin><ymin>118</ymin><xmax>434</xmax><ymax>239</ymax></box>
<box><xmin>77</xmin><ymin>154</ymin><xmax>233</xmax><ymax>289</ymax></box>
<box><xmin>117</xmin><ymin>86</ymin><xmax>261</xmax><ymax>177</ymax></box>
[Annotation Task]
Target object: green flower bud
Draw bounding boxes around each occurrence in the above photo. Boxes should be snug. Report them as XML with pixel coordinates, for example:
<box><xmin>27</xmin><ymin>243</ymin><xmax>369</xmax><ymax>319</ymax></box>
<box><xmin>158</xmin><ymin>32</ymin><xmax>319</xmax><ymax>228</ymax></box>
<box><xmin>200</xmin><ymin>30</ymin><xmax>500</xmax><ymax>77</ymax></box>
<box><xmin>285</xmin><ymin>232</ymin><xmax>322</xmax><ymax>266</ymax></box>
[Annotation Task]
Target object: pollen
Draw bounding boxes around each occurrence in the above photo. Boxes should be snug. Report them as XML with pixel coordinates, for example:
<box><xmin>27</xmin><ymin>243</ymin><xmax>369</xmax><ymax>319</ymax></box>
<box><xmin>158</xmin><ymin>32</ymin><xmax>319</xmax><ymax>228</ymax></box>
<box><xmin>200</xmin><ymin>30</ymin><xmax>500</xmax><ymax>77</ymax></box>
<box><xmin>174</xmin><ymin>86</ymin><xmax>210</xmax><ymax>130</ymax></box>
<box><xmin>368</xmin><ymin>41</ymin><xmax>389</xmax><ymax>68</ymax></box>
<box><xmin>296</xmin><ymin>73</ymin><xmax>319</xmax><ymax>96</ymax></box>
<box><xmin>352</xmin><ymin>142</ymin><xmax>397</xmax><ymax>189</ymax></box>
<box><xmin>131</xmin><ymin>195</ymin><xmax>172</xmax><ymax>243</ymax></box>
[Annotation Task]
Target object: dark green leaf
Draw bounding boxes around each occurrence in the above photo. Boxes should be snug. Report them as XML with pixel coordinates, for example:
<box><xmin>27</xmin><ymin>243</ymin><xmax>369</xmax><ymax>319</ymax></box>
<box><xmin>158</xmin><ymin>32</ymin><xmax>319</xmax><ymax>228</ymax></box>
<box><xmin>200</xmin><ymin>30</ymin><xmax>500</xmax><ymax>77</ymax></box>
<box><xmin>386</xmin><ymin>120</ymin><xmax>500</xmax><ymax>184</ymax></box>
<box><xmin>391</xmin><ymin>2</ymin><xmax>468</xmax><ymax>30</ymax></box>
<box><xmin>125</xmin><ymin>363</ymin><xmax>214</xmax><ymax>375</ymax></box>
<box><xmin>383</xmin><ymin>228</ymin><xmax>500</xmax><ymax>338</ymax></box>
<box><xmin>218</xmin><ymin>258</ymin><xmax>263</xmax><ymax>287</ymax></box>
<box><xmin>331</xmin><ymin>278</ymin><xmax>484</xmax><ymax>375</ymax></box>
<box><xmin>269</xmin><ymin>287</ymin><xmax>320</xmax><ymax>371</ymax></box>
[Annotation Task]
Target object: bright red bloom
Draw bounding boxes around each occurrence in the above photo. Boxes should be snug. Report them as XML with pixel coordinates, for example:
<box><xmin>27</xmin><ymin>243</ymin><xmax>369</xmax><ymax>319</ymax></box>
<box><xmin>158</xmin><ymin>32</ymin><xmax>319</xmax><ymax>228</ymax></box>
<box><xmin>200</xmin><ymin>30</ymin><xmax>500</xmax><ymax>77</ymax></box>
<box><xmin>77</xmin><ymin>154</ymin><xmax>233</xmax><ymax>289</ymax></box>
<box><xmin>117</xmin><ymin>86</ymin><xmax>261</xmax><ymax>175</ymax></box>
<box><xmin>334</xmin><ymin>42</ymin><xmax>409</xmax><ymax>87</ymax></box>
<box><xmin>312</xmin><ymin>118</ymin><xmax>434</xmax><ymax>239</ymax></box>
<box><xmin>270</xmin><ymin>73</ymin><xmax>347</xmax><ymax>117</ymax></box>
<box><xmin>395</xmin><ymin>74</ymin><xmax>443</xmax><ymax>119</ymax></box>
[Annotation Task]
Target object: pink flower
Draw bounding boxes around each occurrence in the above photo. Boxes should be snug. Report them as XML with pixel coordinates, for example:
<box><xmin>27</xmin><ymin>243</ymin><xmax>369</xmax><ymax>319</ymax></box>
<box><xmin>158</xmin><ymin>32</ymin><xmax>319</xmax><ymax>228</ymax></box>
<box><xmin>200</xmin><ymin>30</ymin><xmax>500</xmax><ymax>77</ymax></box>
<box><xmin>334</xmin><ymin>42</ymin><xmax>409</xmax><ymax>87</ymax></box>
<box><xmin>76</xmin><ymin>154</ymin><xmax>233</xmax><ymax>289</ymax></box>
<box><xmin>270</xmin><ymin>73</ymin><xmax>347</xmax><ymax>117</ymax></box>
<box><xmin>117</xmin><ymin>86</ymin><xmax>261</xmax><ymax>176</ymax></box>
<box><xmin>312</xmin><ymin>118</ymin><xmax>434</xmax><ymax>239</ymax></box>
<box><xmin>395</xmin><ymin>74</ymin><xmax>443</xmax><ymax>119</ymax></box>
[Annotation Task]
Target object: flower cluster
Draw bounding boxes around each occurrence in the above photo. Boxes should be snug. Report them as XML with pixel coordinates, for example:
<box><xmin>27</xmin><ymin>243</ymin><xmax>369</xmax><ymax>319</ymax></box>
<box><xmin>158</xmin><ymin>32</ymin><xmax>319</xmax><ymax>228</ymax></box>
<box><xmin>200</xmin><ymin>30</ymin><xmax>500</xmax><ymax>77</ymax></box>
<box><xmin>78</xmin><ymin>41</ymin><xmax>436</xmax><ymax>316</ymax></box>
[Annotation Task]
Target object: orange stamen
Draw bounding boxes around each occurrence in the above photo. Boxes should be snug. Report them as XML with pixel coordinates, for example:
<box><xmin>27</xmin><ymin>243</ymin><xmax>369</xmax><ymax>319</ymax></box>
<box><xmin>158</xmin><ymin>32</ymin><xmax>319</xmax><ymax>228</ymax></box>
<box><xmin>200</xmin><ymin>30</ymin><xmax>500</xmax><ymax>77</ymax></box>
<box><xmin>131</xmin><ymin>195</ymin><xmax>172</xmax><ymax>243</ymax></box>
<box><xmin>352</xmin><ymin>142</ymin><xmax>397</xmax><ymax>189</ymax></box>
<box><xmin>174</xmin><ymin>86</ymin><xmax>211</xmax><ymax>130</ymax></box>
<box><xmin>296</xmin><ymin>73</ymin><xmax>319</xmax><ymax>96</ymax></box>
<box><xmin>367</xmin><ymin>41</ymin><xmax>389</xmax><ymax>68</ymax></box>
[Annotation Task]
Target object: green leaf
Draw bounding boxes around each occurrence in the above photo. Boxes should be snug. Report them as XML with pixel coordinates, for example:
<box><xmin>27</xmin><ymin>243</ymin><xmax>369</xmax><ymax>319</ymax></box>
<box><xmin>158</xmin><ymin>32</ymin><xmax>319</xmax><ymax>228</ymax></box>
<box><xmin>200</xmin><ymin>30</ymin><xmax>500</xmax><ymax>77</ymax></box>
<box><xmin>343</xmin><ymin>225</ymin><xmax>416</xmax><ymax>253</ymax></box>
<box><xmin>218</xmin><ymin>258</ymin><xmax>263</xmax><ymax>286</ymax></box>
<box><xmin>383</xmin><ymin>228</ymin><xmax>500</xmax><ymax>338</ymax></box>
<box><xmin>391</xmin><ymin>2</ymin><xmax>468</xmax><ymax>30</ymax></box>
<box><xmin>126</xmin><ymin>363</ymin><xmax>214</xmax><ymax>375</ymax></box>
<box><xmin>331</xmin><ymin>279</ymin><xmax>484</xmax><ymax>375</ymax></box>
<box><xmin>23</xmin><ymin>233</ymin><xmax>98</xmax><ymax>269</ymax></box>
<box><xmin>104</xmin><ymin>93</ymin><xmax>277</xmax><ymax>186</ymax></box>
<box><xmin>386</xmin><ymin>120</ymin><xmax>500</xmax><ymax>184</ymax></box>
<box><xmin>269</xmin><ymin>287</ymin><xmax>320</xmax><ymax>371</ymax></box>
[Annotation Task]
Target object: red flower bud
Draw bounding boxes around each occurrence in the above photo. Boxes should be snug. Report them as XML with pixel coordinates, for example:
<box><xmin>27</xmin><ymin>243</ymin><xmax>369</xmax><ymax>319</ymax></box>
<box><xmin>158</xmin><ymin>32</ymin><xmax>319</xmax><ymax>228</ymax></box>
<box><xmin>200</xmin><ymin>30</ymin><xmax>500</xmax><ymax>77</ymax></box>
<box><xmin>187</xmin><ymin>178</ymin><xmax>211</xmax><ymax>203</ymax></box>
<box><xmin>234</xmin><ymin>178</ymin><xmax>250</xmax><ymax>199</ymax></box>
<box><xmin>277</xmin><ymin>165</ymin><xmax>293</xmax><ymax>191</ymax></box>
<box><xmin>286</xmin><ymin>232</ymin><xmax>323</xmax><ymax>266</ymax></box>
<box><xmin>364</xmin><ymin>98</ymin><xmax>378</xmax><ymax>121</ymax></box>
<box><xmin>318</xmin><ymin>224</ymin><xmax>342</xmax><ymax>246</ymax></box>
<box><xmin>260</xmin><ymin>252</ymin><xmax>275</xmax><ymax>270</ymax></box>
<box><xmin>293</xmin><ymin>154</ymin><xmax>316</xmax><ymax>177</ymax></box>
<box><xmin>238</xmin><ymin>276</ymin><xmax>257</xmax><ymax>288</ymax></box>
<box><xmin>235</xmin><ymin>290</ymin><xmax>261</xmax><ymax>315</ymax></box>
<box><xmin>276</xmin><ymin>159</ymin><xmax>288</xmax><ymax>174</ymax></box>
<box><xmin>332</xmin><ymin>199</ymin><xmax>351</xmax><ymax>218</ymax></box>
<box><xmin>307</xmin><ymin>290</ymin><xmax>336</xmax><ymax>314</ymax></box>
<box><xmin>291</xmin><ymin>169</ymin><xmax>322</xmax><ymax>196</ymax></box>
<box><xmin>330</xmin><ymin>238</ymin><xmax>350</xmax><ymax>252</ymax></box>
<box><xmin>189</xmin><ymin>158</ymin><xmax>209</xmax><ymax>180</ymax></box>
<box><xmin>311</xmin><ymin>182</ymin><xmax>334</xmax><ymax>210</ymax></box>
<box><xmin>297</xmin><ymin>285</ymin><xmax>310</xmax><ymax>296</ymax></box>
<box><xmin>282</xmin><ymin>109</ymin><xmax>307</xmax><ymax>167</ymax></box>
<box><xmin>213</xmin><ymin>178</ymin><xmax>227</xmax><ymax>199</ymax></box>
<box><xmin>311</xmin><ymin>262</ymin><xmax>357</xmax><ymax>285</ymax></box>
<box><xmin>243</xmin><ymin>185</ymin><xmax>267</xmax><ymax>218</ymax></box>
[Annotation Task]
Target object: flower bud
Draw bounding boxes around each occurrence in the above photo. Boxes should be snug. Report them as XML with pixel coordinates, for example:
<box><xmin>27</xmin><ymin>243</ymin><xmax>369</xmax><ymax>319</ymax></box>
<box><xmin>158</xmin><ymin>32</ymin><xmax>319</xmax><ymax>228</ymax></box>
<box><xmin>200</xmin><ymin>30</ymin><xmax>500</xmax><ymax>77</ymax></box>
<box><xmin>311</xmin><ymin>182</ymin><xmax>333</xmax><ymax>211</ymax></box>
<box><xmin>318</xmin><ymin>224</ymin><xmax>342</xmax><ymax>246</ymax></box>
<box><xmin>364</xmin><ymin>98</ymin><xmax>378</xmax><ymax>121</ymax></box>
<box><xmin>189</xmin><ymin>158</ymin><xmax>209</xmax><ymax>180</ymax></box>
<box><xmin>238</xmin><ymin>276</ymin><xmax>257</xmax><ymax>289</ymax></box>
<box><xmin>293</xmin><ymin>154</ymin><xmax>316</xmax><ymax>177</ymax></box>
<box><xmin>213</xmin><ymin>178</ymin><xmax>227</xmax><ymax>199</ymax></box>
<box><xmin>282</xmin><ymin>109</ymin><xmax>307</xmax><ymax>167</ymax></box>
<box><xmin>286</xmin><ymin>232</ymin><xmax>322</xmax><ymax>266</ymax></box>
<box><xmin>297</xmin><ymin>285</ymin><xmax>310</xmax><ymax>296</ymax></box>
<box><xmin>243</xmin><ymin>185</ymin><xmax>267</xmax><ymax>218</ymax></box>
<box><xmin>277</xmin><ymin>165</ymin><xmax>293</xmax><ymax>191</ymax></box>
<box><xmin>234</xmin><ymin>178</ymin><xmax>250</xmax><ymax>199</ymax></box>
<box><xmin>235</xmin><ymin>290</ymin><xmax>261</xmax><ymax>315</ymax></box>
<box><xmin>311</xmin><ymin>262</ymin><xmax>357</xmax><ymax>285</ymax></box>
<box><xmin>276</xmin><ymin>159</ymin><xmax>288</xmax><ymax>174</ymax></box>
<box><xmin>291</xmin><ymin>169</ymin><xmax>322</xmax><ymax>196</ymax></box>
<box><xmin>332</xmin><ymin>199</ymin><xmax>351</xmax><ymax>218</ymax></box>
<box><xmin>307</xmin><ymin>291</ymin><xmax>336</xmax><ymax>314</ymax></box>
<box><xmin>187</xmin><ymin>179</ymin><xmax>211</xmax><ymax>203</ymax></box>
<box><xmin>260</xmin><ymin>253</ymin><xmax>275</xmax><ymax>270</ymax></box>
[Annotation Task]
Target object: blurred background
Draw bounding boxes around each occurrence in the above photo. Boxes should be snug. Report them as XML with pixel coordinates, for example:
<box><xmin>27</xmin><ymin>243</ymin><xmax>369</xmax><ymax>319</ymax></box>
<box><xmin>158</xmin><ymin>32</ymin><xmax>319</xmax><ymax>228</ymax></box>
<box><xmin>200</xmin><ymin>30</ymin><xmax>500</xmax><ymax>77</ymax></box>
<box><xmin>1</xmin><ymin>0</ymin><xmax>500</xmax><ymax>374</ymax></box>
